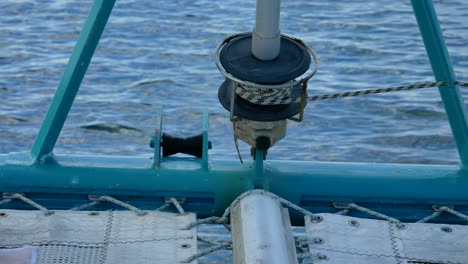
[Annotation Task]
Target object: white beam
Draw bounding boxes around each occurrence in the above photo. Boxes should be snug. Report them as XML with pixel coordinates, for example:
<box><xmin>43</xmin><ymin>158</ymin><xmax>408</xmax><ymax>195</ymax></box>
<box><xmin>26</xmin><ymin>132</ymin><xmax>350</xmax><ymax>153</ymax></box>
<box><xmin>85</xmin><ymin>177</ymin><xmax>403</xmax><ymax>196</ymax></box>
<box><xmin>231</xmin><ymin>192</ymin><xmax>298</xmax><ymax>264</ymax></box>
<box><xmin>251</xmin><ymin>0</ymin><xmax>281</xmax><ymax>61</ymax></box>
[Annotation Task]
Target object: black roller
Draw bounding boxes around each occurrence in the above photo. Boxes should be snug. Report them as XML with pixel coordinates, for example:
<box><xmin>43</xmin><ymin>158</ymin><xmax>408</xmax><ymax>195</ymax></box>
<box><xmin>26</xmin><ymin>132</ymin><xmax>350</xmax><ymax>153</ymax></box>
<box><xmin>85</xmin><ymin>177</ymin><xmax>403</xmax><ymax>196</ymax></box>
<box><xmin>150</xmin><ymin>133</ymin><xmax>212</xmax><ymax>158</ymax></box>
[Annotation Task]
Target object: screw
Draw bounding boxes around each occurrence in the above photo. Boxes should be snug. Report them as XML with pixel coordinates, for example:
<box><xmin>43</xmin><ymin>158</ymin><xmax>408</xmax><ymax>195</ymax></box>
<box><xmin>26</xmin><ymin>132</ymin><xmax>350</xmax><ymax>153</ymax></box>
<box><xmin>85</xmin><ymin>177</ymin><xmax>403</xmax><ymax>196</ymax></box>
<box><xmin>396</xmin><ymin>223</ymin><xmax>407</xmax><ymax>230</ymax></box>
<box><xmin>45</xmin><ymin>211</ymin><xmax>55</xmax><ymax>216</ymax></box>
<box><xmin>441</xmin><ymin>226</ymin><xmax>452</xmax><ymax>233</ymax></box>
<box><xmin>180</xmin><ymin>244</ymin><xmax>191</xmax><ymax>249</ymax></box>
<box><xmin>348</xmin><ymin>220</ymin><xmax>360</xmax><ymax>227</ymax></box>
<box><xmin>310</xmin><ymin>215</ymin><xmax>323</xmax><ymax>223</ymax></box>
<box><xmin>313</xmin><ymin>237</ymin><xmax>324</xmax><ymax>244</ymax></box>
<box><xmin>317</xmin><ymin>253</ymin><xmax>328</xmax><ymax>260</ymax></box>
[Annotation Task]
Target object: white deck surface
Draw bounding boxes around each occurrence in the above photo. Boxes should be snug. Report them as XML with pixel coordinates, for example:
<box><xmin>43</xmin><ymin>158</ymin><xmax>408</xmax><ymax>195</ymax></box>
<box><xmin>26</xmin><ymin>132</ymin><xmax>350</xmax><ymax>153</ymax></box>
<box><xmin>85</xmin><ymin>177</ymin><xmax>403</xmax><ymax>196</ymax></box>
<box><xmin>305</xmin><ymin>213</ymin><xmax>468</xmax><ymax>264</ymax></box>
<box><xmin>0</xmin><ymin>210</ymin><xmax>197</xmax><ymax>264</ymax></box>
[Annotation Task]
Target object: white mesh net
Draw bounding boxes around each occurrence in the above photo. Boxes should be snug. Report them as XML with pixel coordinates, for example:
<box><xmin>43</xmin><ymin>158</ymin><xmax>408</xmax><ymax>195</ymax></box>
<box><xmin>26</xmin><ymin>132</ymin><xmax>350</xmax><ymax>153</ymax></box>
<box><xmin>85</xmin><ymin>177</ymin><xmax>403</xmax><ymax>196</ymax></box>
<box><xmin>0</xmin><ymin>210</ymin><xmax>197</xmax><ymax>264</ymax></box>
<box><xmin>304</xmin><ymin>213</ymin><xmax>468</xmax><ymax>264</ymax></box>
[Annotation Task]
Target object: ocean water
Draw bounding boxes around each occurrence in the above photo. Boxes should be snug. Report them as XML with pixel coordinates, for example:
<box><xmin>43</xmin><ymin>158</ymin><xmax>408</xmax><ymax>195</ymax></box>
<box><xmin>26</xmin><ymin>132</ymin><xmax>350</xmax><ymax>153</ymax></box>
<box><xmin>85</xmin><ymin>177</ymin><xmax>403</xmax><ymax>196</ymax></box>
<box><xmin>1</xmin><ymin>1</ymin><xmax>467</xmax><ymax>262</ymax></box>
<box><xmin>0</xmin><ymin>0</ymin><xmax>467</xmax><ymax>164</ymax></box>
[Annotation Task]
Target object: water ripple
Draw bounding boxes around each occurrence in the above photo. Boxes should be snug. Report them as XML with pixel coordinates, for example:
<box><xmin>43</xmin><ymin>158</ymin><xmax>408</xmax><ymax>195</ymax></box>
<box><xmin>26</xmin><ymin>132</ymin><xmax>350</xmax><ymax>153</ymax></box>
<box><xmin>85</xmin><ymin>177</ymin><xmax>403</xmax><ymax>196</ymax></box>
<box><xmin>0</xmin><ymin>0</ymin><xmax>467</xmax><ymax>165</ymax></box>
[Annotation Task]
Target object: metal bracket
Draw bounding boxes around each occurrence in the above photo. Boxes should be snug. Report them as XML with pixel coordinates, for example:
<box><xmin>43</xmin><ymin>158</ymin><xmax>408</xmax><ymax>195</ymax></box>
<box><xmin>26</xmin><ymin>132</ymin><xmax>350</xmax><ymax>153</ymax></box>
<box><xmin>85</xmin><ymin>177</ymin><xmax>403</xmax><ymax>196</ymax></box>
<box><xmin>150</xmin><ymin>110</ymin><xmax>209</xmax><ymax>169</ymax></box>
<box><xmin>153</xmin><ymin>109</ymin><xmax>163</xmax><ymax>169</ymax></box>
<box><xmin>202</xmin><ymin>111</ymin><xmax>210</xmax><ymax>170</ymax></box>
<box><xmin>288</xmin><ymin>81</ymin><xmax>308</xmax><ymax>123</ymax></box>
<box><xmin>229</xmin><ymin>81</ymin><xmax>237</xmax><ymax>121</ymax></box>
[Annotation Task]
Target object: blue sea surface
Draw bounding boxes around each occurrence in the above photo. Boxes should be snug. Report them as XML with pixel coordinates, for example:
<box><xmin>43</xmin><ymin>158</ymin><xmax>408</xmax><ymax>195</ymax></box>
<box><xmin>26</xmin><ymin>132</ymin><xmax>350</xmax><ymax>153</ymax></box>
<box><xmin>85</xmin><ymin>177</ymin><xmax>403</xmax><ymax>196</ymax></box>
<box><xmin>1</xmin><ymin>1</ymin><xmax>468</xmax><ymax>263</ymax></box>
<box><xmin>1</xmin><ymin>0</ymin><xmax>467</xmax><ymax>164</ymax></box>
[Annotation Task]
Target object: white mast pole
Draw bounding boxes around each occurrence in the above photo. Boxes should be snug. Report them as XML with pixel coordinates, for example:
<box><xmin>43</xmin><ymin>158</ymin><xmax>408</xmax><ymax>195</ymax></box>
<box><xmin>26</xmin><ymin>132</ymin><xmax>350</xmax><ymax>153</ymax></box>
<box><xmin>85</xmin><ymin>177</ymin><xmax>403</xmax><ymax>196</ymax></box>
<box><xmin>251</xmin><ymin>0</ymin><xmax>282</xmax><ymax>61</ymax></box>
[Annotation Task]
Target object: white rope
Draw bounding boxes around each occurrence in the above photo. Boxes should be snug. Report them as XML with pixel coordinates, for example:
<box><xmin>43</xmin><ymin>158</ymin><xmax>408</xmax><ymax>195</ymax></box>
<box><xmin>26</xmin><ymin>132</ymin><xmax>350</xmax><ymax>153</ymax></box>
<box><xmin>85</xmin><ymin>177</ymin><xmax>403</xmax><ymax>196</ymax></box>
<box><xmin>69</xmin><ymin>200</ymin><xmax>102</xmax><ymax>211</ymax></box>
<box><xmin>182</xmin><ymin>242</ymin><xmax>231</xmax><ymax>263</ymax></box>
<box><xmin>416</xmin><ymin>211</ymin><xmax>442</xmax><ymax>223</ymax></box>
<box><xmin>90</xmin><ymin>195</ymin><xmax>147</xmax><ymax>216</ymax></box>
<box><xmin>236</xmin><ymin>80</ymin><xmax>467</xmax><ymax>105</ymax></box>
<box><xmin>184</xmin><ymin>189</ymin><xmax>321</xmax><ymax>229</ymax></box>
<box><xmin>345</xmin><ymin>203</ymin><xmax>406</xmax><ymax>229</ymax></box>
<box><xmin>169</xmin><ymin>197</ymin><xmax>186</xmax><ymax>214</ymax></box>
<box><xmin>335</xmin><ymin>209</ymin><xmax>350</xmax><ymax>215</ymax></box>
<box><xmin>438</xmin><ymin>206</ymin><xmax>468</xmax><ymax>222</ymax></box>
<box><xmin>5</xmin><ymin>193</ymin><xmax>53</xmax><ymax>216</ymax></box>
<box><xmin>0</xmin><ymin>198</ymin><xmax>12</xmax><ymax>206</ymax></box>
<box><xmin>233</xmin><ymin>118</ymin><xmax>244</xmax><ymax>164</ymax></box>
<box><xmin>197</xmin><ymin>236</ymin><xmax>225</xmax><ymax>245</ymax></box>
<box><xmin>156</xmin><ymin>203</ymin><xmax>171</xmax><ymax>211</ymax></box>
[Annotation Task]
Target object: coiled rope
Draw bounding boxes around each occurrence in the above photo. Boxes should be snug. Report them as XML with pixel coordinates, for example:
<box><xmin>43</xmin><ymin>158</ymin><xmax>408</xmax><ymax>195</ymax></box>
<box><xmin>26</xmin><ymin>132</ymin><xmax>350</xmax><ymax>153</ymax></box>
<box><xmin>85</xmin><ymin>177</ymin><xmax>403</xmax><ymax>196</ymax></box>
<box><xmin>236</xmin><ymin>80</ymin><xmax>468</xmax><ymax>106</ymax></box>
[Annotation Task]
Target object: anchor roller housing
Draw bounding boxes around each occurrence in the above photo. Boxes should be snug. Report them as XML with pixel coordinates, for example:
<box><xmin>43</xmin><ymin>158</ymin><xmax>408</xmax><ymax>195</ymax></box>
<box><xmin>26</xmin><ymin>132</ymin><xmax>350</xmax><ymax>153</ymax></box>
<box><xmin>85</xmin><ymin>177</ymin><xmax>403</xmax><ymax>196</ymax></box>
<box><xmin>215</xmin><ymin>0</ymin><xmax>317</xmax><ymax>152</ymax></box>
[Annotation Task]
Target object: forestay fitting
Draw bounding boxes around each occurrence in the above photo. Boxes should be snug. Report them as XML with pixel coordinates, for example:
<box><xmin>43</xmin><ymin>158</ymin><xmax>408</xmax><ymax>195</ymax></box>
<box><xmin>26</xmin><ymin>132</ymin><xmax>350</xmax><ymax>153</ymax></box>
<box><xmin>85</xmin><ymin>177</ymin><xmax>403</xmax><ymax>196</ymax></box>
<box><xmin>215</xmin><ymin>0</ymin><xmax>318</xmax><ymax>157</ymax></box>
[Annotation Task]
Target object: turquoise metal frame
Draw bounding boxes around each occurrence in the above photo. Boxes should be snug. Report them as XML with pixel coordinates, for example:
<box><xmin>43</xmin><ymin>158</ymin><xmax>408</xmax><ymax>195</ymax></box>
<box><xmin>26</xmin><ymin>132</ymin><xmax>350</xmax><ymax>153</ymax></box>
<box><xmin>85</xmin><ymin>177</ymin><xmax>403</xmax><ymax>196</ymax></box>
<box><xmin>411</xmin><ymin>0</ymin><xmax>468</xmax><ymax>166</ymax></box>
<box><xmin>30</xmin><ymin>0</ymin><xmax>117</xmax><ymax>162</ymax></box>
<box><xmin>1</xmin><ymin>0</ymin><xmax>468</xmax><ymax>224</ymax></box>
<box><xmin>1</xmin><ymin>153</ymin><xmax>467</xmax><ymax>224</ymax></box>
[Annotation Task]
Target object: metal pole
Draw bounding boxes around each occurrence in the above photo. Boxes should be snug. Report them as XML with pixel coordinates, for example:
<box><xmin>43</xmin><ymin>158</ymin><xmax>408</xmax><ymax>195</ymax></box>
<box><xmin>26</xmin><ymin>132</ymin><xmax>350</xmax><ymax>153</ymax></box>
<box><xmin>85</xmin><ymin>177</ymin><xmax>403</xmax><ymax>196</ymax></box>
<box><xmin>202</xmin><ymin>111</ymin><xmax>209</xmax><ymax>170</ymax></box>
<box><xmin>254</xmin><ymin>149</ymin><xmax>268</xmax><ymax>190</ymax></box>
<box><xmin>231</xmin><ymin>192</ymin><xmax>298</xmax><ymax>264</ymax></box>
<box><xmin>411</xmin><ymin>0</ymin><xmax>468</xmax><ymax>166</ymax></box>
<box><xmin>252</xmin><ymin>0</ymin><xmax>281</xmax><ymax>60</ymax></box>
<box><xmin>30</xmin><ymin>0</ymin><xmax>116</xmax><ymax>162</ymax></box>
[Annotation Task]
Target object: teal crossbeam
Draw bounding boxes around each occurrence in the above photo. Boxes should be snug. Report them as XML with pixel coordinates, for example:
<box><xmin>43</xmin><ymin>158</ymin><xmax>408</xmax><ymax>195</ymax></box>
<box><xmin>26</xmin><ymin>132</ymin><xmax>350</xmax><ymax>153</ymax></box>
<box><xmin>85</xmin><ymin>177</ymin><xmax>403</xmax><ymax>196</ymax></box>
<box><xmin>1</xmin><ymin>153</ymin><xmax>468</xmax><ymax>224</ymax></box>
<box><xmin>30</xmin><ymin>0</ymin><xmax>116</xmax><ymax>162</ymax></box>
<box><xmin>412</xmin><ymin>0</ymin><xmax>468</xmax><ymax>166</ymax></box>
